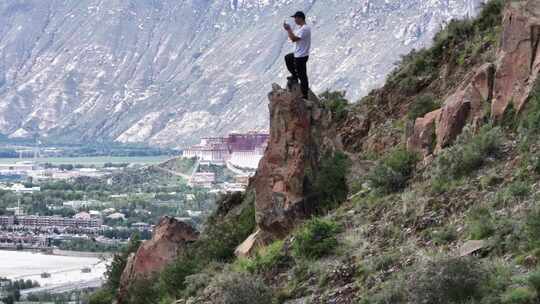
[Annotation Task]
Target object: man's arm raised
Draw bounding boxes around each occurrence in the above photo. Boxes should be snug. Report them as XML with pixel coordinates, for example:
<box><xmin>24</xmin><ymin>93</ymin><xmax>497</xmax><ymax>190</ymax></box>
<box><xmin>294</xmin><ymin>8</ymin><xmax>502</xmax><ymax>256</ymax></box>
<box><xmin>283</xmin><ymin>23</ymin><xmax>300</xmax><ymax>42</ymax></box>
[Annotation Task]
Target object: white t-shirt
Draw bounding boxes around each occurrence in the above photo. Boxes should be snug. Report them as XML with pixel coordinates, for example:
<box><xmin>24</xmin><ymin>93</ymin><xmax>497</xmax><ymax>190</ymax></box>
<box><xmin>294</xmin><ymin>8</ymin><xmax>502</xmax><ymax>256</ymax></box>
<box><xmin>294</xmin><ymin>25</ymin><xmax>311</xmax><ymax>58</ymax></box>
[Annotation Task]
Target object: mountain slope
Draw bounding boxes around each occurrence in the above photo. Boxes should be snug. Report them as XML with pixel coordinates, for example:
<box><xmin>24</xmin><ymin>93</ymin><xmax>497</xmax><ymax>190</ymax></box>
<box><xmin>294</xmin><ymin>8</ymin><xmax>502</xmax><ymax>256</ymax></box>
<box><xmin>0</xmin><ymin>0</ymin><xmax>483</xmax><ymax>147</ymax></box>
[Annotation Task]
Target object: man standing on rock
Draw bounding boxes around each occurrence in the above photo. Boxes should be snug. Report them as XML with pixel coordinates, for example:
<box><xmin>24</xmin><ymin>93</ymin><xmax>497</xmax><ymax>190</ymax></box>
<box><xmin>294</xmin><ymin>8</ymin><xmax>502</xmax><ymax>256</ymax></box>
<box><xmin>283</xmin><ymin>11</ymin><xmax>311</xmax><ymax>99</ymax></box>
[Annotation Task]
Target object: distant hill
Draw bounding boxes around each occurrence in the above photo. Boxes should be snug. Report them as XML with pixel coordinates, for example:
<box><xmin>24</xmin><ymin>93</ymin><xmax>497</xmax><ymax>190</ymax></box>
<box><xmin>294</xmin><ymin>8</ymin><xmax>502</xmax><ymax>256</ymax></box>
<box><xmin>0</xmin><ymin>0</ymin><xmax>483</xmax><ymax>147</ymax></box>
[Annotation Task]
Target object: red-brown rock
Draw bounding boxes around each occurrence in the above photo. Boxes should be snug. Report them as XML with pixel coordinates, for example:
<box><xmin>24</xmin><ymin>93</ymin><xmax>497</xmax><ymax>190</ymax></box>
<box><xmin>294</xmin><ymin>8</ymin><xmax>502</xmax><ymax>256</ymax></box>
<box><xmin>435</xmin><ymin>63</ymin><xmax>495</xmax><ymax>151</ymax></box>
<box><xmin>407</xmin><ymin>63</ymin><xmax>495</xmax><ymax>156</ymax></box>
<box><xmin>117</xmin><ymin>217</ymin><xmax>198</xmax><ymax>303</ymax></box>
<box><xmin>407</xmin><ymin>109</ymin><xmax>441</xmax><ymax>157</ymax></box>
<box><xmin>492</xmin><ymin>0</ymin><xmax>540</xmax><ymax>118</ymax></box>
<box><xmin>252</xmin><ymin>83</ymin><xmax>324</xmax><ymax>239</ymax></box>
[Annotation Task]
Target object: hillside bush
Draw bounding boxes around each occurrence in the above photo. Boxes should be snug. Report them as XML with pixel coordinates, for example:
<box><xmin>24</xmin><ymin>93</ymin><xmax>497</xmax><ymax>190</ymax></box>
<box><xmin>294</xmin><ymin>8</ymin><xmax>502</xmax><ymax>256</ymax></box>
<box><xmin>208</xmin><ymin>271</ymin><xmax>274</xmax><ymax>304</ymax></box>
<box><xmin>320</xmin><ymin>90</ymin><xmax>349</xmax><ymax>121</ymax></box>
<box><xmin>125</xmin><ymin>278</ymin><xmax>160</xmax><ymax>304</ymax></box>
<box><xmin>468</xmin><ymin>207</ymin><xmax>496</xmax><ymax>240</ymax></box>
<box><xmin>236</xmin><ymin>240</ymin><xmax>288</xmax><ymax>274</ymax></box>
<box><xmin>88</xmin><ymin>289</ymin><xmax>114</xmax><ymax>304</ymax></box>
<box><xmin>525</xmin><ymin>208</ymin><xmax>540</xmax><ymax>249</ymax></box>
<box><xmin>429</xmin><ymin>225</ymin><xmax>458</xmax><ymax>245</ymax></box>
<box><xmin>367</xmin><ymin>148</ymin><xmax>419</xmax><ymax>194</ymax></box>
<box><xmin>360</xmin><ymin>280</ymin><xmax>407</xmax><ymax>304</ymax></box>
<box><xmin>407</xmin><ymin>94</ymin><xmax>440</xmax><ymax>121</ymax></box>
<box><xmin>409</xmin><ymin>257</ymin><xmax>489</xmax><ymax>304</ymax></box>
<box><xmin>313</xmin><ymin>151</ymin><xmax>351</xmax><ymax>210</ymax></box>
<box><xmin>158</xmin><ymin>255</ymin><xmax>201</xmax><ymax>299</ymax></box>
<box><xmin>502</xmin><ymin>287</ymin><xmax>536</xmax><ymax>304</ymax></box>
<box><xmin>430</xmin><ymin>125</ymin><xmax>502</xmax><ymax>182</ymax></box>
<box><xmin>527</xmin><ymin>270</ymin><xmax>540</xmax><ymax>295</ymax></box>
<box><xmin>520</xmin><ymin>79</ymin><xmax>540</xmax><ymax>135</ymax></box>
<box><xmin>196</xmin><ymin>195</ymin><xmax>256</xmax><ymax>262</ymax></box>
<box><xmin>292</xmin><ymin>218</ymin><xmax>341</xmax><ymax>260</ymax></box>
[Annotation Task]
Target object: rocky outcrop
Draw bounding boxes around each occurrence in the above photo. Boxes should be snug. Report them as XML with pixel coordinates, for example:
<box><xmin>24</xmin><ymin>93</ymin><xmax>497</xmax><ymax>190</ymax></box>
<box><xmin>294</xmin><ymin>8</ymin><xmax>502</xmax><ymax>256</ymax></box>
<box><xmin>252</xmin><ymin>84</ymin><xmax>327</xmax><ymax>239</ymax></box>
<box><xmin>409</xmin><ymin>0</ymin><xmax>540</xmax><ymax>158</ymax></box>
<box><xmin>117</xmin><ymin>217</ymin><xmax>198</xmax><ymax>303</ymax></box>
<box><xmin>492</xmin><ymin>0</ymin><xmax>540</xmax><ymax>118</ymax></box>
<box><xmin>408</xmin><ymin>63</ymin><xmax>495</xmax><ymax>156</ymax></box>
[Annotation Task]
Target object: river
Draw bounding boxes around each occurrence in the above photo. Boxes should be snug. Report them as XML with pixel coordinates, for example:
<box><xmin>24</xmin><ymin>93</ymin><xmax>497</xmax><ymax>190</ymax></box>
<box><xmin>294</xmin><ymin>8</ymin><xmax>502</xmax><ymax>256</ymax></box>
<box><xmin>0</xmin><ymin>250</ymin><xmax>110</xmax><ymax>287</ymax></box>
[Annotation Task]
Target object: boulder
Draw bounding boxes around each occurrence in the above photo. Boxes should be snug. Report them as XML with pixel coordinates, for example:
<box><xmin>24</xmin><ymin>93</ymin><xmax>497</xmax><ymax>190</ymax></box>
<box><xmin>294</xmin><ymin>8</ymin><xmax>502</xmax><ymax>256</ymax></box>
<box><xmin>117</xmin><ymin>217</ymin><xmax>198</xmax><ymax>303</ymax></box>
<box><xmin>459</xmin><ymin>240</ymin><xmax>486</xmax><ymax>257</ymax></box>
<box><xmin>408</xmin><ymin>63</ymin><xmax>495</xmax><ymax>156</ymax></box>
<box><xmin>435</xmin><ymin>63</ymin><xmax>495</xmax><ymax>151</ymax></box>
<box><xmin>407</xmin><ymin>109</ymin><xmax>441</xmax><ymax>157</ymax></box>
<box><xmin>492</xmin><ymin>0</ymin><xmax>540</xmax><ymax>119</ymax></box>
<box><xmin>234</xmin><ymin>229</ymin><xmax>272</xmax><ymax>258</ymax></box>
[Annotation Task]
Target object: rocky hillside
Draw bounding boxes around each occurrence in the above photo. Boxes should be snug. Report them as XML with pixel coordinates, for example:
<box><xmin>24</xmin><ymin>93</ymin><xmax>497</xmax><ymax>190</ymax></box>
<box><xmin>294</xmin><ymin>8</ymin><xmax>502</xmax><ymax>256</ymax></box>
<box><xmin>89</xmin><ymin>0</ymin><xmax>540</xmax><ymax>304</ymax></box>
<box><xmin>0</xmin><ymin>0</ymin><xmax>484</xmax><ymax>147</ymax></box>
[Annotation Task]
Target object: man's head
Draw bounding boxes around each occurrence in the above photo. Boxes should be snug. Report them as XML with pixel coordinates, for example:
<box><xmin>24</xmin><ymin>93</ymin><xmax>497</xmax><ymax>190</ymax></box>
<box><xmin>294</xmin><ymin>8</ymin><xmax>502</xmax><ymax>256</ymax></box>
<box><xmin>291</xmin><ymin>11</ymin><xmax>306</xmax><ymax>25</ymax></box>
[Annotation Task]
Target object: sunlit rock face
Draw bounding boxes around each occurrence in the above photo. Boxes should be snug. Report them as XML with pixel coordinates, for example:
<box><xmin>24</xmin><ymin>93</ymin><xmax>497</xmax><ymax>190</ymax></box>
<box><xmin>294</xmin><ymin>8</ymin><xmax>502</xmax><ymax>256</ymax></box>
<box><xmin>0</xmin><ymin>0</ymin><xmax>484</xmax><ymax>147</ymax></box>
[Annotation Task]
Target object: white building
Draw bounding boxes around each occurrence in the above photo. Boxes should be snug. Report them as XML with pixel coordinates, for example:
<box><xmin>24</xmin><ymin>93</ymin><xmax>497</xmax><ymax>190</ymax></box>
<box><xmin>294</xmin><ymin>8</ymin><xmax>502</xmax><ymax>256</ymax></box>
<box><xmin>188</xmin><ymin>172</ymin><xmax>216</xmax><ymax>188</ymax></box>
<box><xmin>107</xmin><ymin>212</ymin><xmax>126</xmax><ymax>220</ymax></box>
<box><xmin>0</xmin><ymin>183</ymin><xmax>40</xmax><ymax>193</ymax></box>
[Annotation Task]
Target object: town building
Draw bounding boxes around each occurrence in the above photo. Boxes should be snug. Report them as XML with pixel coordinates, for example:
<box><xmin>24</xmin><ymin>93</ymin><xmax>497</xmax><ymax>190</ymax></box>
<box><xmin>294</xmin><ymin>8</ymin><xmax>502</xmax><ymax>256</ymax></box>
<box><xmin>188</xmin><ymin>172</ymin><xmax>216</xmax><ymax>188</ymax></box>
<box><xmin>15</xmin><ymin>215</ymin><xmax>102</xmax><ymax>228</ymax></box>
<box><xmin>0</xmin><ymin>216</ymin><xmax>14</xmax><ymax>226</ymax></box>
<box><xmin>132</xmin><ymin>222</ymin><xmax>151</xmax><ymax>231</ymax></box>
<box><xmin>0</xmin><ymin>183</ymin><xmax>40</xmax><ymax>193</ymax></box>
<box><xmin>107</xmin><ymin>212</ymin><xmax>126</xmax><ymax>220</ymax></box>
<box><xmin>63</xmin><ymin>200</ymin><xmax>100</xmax><ymax>209</ymax></box>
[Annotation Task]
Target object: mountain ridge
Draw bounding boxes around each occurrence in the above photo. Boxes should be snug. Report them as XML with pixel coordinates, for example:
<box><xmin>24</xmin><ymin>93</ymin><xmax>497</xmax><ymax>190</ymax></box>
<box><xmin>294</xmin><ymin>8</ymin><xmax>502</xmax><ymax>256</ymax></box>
<box><xmin>0</xmin><ymin>0</ymin><xmax>483</xmax><ymax>147</ymax></box>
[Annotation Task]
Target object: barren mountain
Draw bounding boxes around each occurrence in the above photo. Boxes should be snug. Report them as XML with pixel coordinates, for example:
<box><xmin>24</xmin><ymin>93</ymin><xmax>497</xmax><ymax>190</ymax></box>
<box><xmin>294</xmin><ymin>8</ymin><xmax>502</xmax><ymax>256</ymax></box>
<box><xmin>0</xmin><ymin>0</ymin><xmax>483</xmax><ymax>147</ymax></box>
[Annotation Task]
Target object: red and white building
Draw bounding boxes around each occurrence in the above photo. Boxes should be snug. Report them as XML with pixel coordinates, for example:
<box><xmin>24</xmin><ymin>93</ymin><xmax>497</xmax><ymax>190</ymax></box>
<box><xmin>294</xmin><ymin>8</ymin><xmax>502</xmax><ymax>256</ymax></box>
<box><xmin>182</xmin><ymin>131</ymin><xmax>269</xmax><ymax>169</ymax></box>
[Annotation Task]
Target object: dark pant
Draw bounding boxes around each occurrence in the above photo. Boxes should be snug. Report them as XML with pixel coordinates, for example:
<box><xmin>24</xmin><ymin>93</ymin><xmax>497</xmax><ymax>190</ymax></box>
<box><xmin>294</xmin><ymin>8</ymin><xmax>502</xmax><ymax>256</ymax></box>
<box><xmin>285</xmin><ymin>53</ymin><xmax>309</xmax><ymax>98</ymax></box>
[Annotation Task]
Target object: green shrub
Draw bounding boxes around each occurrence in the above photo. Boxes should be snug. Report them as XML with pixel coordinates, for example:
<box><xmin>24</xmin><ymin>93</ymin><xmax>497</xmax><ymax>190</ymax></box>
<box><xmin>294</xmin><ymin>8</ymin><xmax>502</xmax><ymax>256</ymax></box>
<box><xmin>236</xmin><ymin>240</ymin><xmax>288</xmax><ymax>274</ymax></box>
<box><xmin>320</xmin><ymin>91</ymin><xmax>349</xmax><ymax>121</ymax></box>
<box><xmin>408</xmin><ymin>94</ymin><xmax>440</xmax><ymax>121</ymax></box>
<box><xmin>520</xmin><ymin>79</ymin><xmax>540</xmax><ymax>135</ymax></box>
<box><xmin>527</xmin><ymin>270</ymin><xmax>540</xmax><ymax>295</ymax></box>
<box><xmin>525</xmin><ymin>208</ymin><xmax>540</xmax><ymax>249</ymax></box>
<box><xmin>409</xmin><ymin>257</ymin><xmax>489</xmax><ymax>304</ymax></box>
<box><xmin>313</xmin><ymin>151</ymin><xmax>351</xmax><ymax>210</ymax></box>
<box><xmin>125</xmin><ymin>278</ymin><xmax>160</xmax><ymax>304</ymax></box>
<box><xmin>196</xmin><ymin>194</ymin><xmax>256</xmax><ymax>262</ymax></box>
<box><xmin>431</xmin><ymin>125</ymin><xmax>502</xmax><ymax>182</ymax></box>
<box><xmin>158</xmin><ymin>255</ymin><xmax>201</xmax><ymax>299</ymax></box>
<box><xmin>370</xmin><ymin>251</ymin><xmax>400</xmax><ymax>272</ymax></box>
<box><xmin>501</xmin><ymin>287</ymin><xmax>536</xmax><ymax>304</ymax></box>
<box><xmin>88</xmin><ymin>289</ymin><xmax>114</xmax><ymax>304</ymax></box>
<box><xmin>360</xmin><ymin>280</ymin><xmax>407</xmax><ymax>304</ymax></box>
<box><xmin>367</xmin><ymin>148</ymin><xmax>419</xmax><ymax>193</ymax></box>
<box><xmin>468</xmin><ymin>207</ymin><xmax>495</xmax><ymax>240</ymax></box>
<box><xmin>429</xmin><ymin>225</ymin><xmax>458</xmax><ymax>245</ymax></box>
<box><xmin>292</xmin><ymin>218</ymin><xmax>341</xmax><ymax>260</ymax></box>
<box><xmin>506</xmin><ymin>181</ymin><xmax>531</xmax><ymax>200</ymax></box>
<box><xmin>183</xmin><ymin>273</ymin><xmax>212</xmax><ymax>298</ymax></box>
<box><xmin>208</xmin><ymin>271</ymin><xmax>274</xmax><ymax>304</ymax></box>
